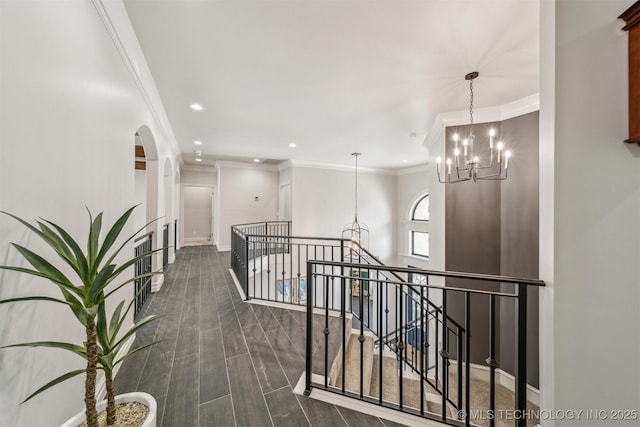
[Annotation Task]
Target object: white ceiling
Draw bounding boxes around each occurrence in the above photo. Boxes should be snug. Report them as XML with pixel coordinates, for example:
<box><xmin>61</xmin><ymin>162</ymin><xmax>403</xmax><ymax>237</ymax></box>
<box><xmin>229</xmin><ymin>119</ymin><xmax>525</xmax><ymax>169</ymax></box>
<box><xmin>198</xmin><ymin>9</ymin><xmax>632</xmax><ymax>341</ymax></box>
<box><xmin>124</xmin><ymin>0</ymin><xmax>539</xmax><ymax>169</ymax></box>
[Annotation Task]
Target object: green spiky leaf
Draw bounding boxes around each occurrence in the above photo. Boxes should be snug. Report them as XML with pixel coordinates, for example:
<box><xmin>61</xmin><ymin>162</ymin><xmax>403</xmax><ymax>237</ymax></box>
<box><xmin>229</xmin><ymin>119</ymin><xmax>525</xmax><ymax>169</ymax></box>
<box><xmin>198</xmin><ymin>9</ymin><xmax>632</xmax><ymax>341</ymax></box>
<box><xmin>21</xmin><ymin>370</ymin><xmax>85</xmax><ymax>403</ymax></box>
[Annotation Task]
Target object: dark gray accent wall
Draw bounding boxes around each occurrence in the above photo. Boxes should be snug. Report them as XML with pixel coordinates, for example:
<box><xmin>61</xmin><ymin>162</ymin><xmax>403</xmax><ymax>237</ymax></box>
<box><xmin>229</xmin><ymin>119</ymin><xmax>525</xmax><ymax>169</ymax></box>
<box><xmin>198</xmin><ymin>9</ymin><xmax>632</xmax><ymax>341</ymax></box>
<box><xmin>444</xmin><ymin>112</ymin><xmax>540</xmax><ymax>388</ymax></box>
<box><xmin>499</xmin><ymin>111</ymin><xmax>540</xmax><ymax>387</ymax></box>
<box><xmin>445</xmin><ymin>122</ymin><xmax>502</xmax><ymax>366</ymax></box>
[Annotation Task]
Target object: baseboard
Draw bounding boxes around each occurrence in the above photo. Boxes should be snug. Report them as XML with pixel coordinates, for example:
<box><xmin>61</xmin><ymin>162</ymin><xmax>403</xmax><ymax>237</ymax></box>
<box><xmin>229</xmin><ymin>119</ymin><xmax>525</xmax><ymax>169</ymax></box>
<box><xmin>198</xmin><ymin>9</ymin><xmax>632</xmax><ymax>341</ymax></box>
<box><xmin>228</xmin><ymin>269</ymin><xmax>247</xmax><ymax>300</ymax></box>
<box><xmin>151</xmin><ymin>274</ymin><xmax>164</xmax><ymax>292</ymax></box>
<box><xmin>217</xmin><ymin>245</ymin><xmax>231</xmax><ymax>251</ymax></box>
<box><xmin>168</xmin><ymin>253</ymin><xmax>176</xmax><ymax>264</ymax></box>
<box><xmin>448</xmin><ymin>360</ymin><xmax>540</xmax><ymax>406</ymax></box>
<box><xmin>95</xmin><ymin>331</ymin><xmax>137</xmax><ymax>400</ymax></box>
<box><xmin>184</xmin><ymin>237</ymin><xmax>210</xmax><ymax>243</ymax></box>
<box><xmin>297</xmin><ymin>372</ymin><xmax>446</xmax><ymax>427</ymax></box>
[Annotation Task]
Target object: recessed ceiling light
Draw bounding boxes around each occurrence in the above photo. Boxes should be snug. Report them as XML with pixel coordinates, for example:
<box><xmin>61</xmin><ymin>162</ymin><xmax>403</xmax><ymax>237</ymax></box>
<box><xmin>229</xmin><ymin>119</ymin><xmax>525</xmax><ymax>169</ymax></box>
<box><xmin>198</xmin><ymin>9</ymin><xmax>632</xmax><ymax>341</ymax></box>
<box><xmin>289</xmin><ymin>143</ymin><xmax>297</xmax><ymax>148</ymax></box>
<box><xmin>195</xmin><ymin>158</ymin><xmax>202</xmax><ymax>162</ymax></box>
<box><xmin>253</xmin><ymin>159</ymin><xmax>261</xmax><ymax>163</ymax></box>
<box><xmin>402</xmin><ymin>159</ymin><xmax>408</xmax><ymax>163</ymax></box>
<box><xmin>194</xmin><ymin>140</ymin><xmax>203</xmax><ymax>145</ymax></box>
<box><xmin>189</xmin><ymin>103</ymin><xmax>203</xmax><ymax>111</ymax></box>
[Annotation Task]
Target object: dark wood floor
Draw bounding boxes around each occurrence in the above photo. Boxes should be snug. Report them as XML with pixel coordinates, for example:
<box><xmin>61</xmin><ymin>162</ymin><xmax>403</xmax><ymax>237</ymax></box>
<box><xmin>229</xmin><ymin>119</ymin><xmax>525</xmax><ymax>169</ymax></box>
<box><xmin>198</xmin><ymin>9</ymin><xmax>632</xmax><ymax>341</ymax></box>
<box><xmin>115</xmin><ymin>246</ymin><xmax>405</xmax><ymax>427</ymax></box>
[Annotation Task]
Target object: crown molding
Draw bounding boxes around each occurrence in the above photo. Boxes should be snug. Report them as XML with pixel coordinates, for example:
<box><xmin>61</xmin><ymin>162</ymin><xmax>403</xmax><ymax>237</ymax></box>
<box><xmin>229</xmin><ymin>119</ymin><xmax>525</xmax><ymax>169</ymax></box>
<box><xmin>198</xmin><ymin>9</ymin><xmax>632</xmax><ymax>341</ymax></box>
<box><xmin>423</xmin><ymin>93</ymin><xmax>540</xmax><ymax>151</ymax></box>
<box><xmin>215</xmin><ymin>160</ymin><xmax>280</xmax><ymax>172</ymax></box>
<box><xmin>92</xmin><ymin>0</ymin><xmax>182</xmax><ymax>162</ymax></box>
<box><xmin>289</xmin><ymin>159</ymin><xmax>397</xmax><ymax>175</ymax></box>
<box><xmin>181</xmin><ymin>164</ymin><xmax>217</xmax><ymax>173</ymax></box>
<box><xmin>396</xmin><ymin>163</ymin><xmax>430</xmax><ymax>176</ymax></box>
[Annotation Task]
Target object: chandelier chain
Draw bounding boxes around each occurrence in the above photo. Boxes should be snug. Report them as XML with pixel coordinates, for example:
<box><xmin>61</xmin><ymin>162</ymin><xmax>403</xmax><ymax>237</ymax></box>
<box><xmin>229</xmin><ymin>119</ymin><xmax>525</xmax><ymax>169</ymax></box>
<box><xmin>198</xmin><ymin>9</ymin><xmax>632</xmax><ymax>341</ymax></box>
<box><xmin>469</xmin><ymin>78</ymin><xmax>474</xmax><ymax>126</ymax></box>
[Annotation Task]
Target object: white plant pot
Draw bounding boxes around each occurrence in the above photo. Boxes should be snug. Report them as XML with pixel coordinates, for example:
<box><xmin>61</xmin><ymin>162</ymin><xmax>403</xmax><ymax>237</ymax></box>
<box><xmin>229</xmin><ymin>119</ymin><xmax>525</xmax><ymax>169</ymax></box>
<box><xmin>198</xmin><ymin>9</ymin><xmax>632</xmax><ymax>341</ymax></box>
<box><xmin>61</xmin><ymin>392</ymin><xmax>156</xmax><ymax>427</ymax></box>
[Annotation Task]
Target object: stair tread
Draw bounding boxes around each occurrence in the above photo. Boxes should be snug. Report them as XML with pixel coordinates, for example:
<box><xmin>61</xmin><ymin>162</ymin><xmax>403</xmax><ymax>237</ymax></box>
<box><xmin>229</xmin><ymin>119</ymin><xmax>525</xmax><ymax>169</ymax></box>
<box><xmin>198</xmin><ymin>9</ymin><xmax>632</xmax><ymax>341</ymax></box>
<box><xmin>334</xmin><ymin>333</ymin><xmax>375</xmax><ymax>396</ymax></box>
<box><xmin>368</xmin><ymin>355</ymin><xmax>442</xmax><ymax>414</ymax></box>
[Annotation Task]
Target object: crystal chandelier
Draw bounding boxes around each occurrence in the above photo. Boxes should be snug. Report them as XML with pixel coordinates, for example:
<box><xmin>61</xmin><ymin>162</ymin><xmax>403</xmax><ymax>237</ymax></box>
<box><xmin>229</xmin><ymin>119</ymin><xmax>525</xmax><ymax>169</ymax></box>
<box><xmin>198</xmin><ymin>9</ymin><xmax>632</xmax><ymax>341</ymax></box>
<box><xmin>436</xmin><ymin>72</ymin><xmax>511</xmax><ymax>183</ymax></box>
<box><xmin>342</xmin><ymin>153</ymin><xmax>369</xmax><ymax>255</ymax></box>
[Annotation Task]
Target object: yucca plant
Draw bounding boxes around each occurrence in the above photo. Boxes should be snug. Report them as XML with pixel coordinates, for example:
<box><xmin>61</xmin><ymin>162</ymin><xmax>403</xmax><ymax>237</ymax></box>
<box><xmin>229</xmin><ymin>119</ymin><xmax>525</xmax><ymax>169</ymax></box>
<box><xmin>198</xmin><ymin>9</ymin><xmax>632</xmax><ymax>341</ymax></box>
<box><xmin>0</xmin><ymin>207</ymin><xmax>163</xmax><ymax>427</ymax></box>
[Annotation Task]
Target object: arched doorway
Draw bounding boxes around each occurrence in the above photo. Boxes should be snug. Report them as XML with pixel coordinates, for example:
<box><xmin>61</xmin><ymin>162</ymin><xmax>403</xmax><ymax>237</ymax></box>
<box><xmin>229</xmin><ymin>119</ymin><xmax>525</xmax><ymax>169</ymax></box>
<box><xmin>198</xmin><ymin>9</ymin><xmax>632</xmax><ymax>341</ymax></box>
<box><xmin>135</xmin><ymin>125</ymin><xmax>164</xmax><ymax>291</ymax></box>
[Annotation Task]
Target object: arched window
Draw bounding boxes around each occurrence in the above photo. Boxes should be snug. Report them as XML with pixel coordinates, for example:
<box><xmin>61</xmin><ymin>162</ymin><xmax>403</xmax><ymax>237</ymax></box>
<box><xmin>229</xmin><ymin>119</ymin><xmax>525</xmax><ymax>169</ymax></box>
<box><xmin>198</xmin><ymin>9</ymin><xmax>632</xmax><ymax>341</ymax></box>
<box><xmin>411</xmin><ymin>194</ymin><xmax>429</xmax><ymax>221</ymax></box>
<box><xmin>409</xmin><ymin>194</ymin><xmax>429</xmax><ymax>258</ymax></box>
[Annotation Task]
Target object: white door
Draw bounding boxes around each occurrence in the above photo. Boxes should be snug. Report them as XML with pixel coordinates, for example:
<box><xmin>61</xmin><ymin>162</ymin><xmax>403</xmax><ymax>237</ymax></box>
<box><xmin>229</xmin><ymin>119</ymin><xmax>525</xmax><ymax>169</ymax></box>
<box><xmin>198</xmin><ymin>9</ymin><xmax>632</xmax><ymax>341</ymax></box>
<box><xmin>183</xmin><ymin>186</ymin><xmax>213</xmax><ymax>244</ymax></box>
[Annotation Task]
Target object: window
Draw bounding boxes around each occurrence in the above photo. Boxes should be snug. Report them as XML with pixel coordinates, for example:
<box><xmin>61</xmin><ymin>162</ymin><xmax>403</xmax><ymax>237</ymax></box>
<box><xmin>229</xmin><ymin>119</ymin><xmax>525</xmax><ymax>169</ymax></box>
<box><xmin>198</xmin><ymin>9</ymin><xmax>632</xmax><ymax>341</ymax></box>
<box><xmin>411</xmin><ymin>194</ymin><xmax>429</xmax><ymax>221</ymax></box>
<box><xmin>407</xmin><ymin>194</ymin><xmax>429</xmax><ymax>258</ymax></box>
<box><xmin>411</xmin><ymin>231</ymin><xmax>429</xmax><ymax>258</ymax></box>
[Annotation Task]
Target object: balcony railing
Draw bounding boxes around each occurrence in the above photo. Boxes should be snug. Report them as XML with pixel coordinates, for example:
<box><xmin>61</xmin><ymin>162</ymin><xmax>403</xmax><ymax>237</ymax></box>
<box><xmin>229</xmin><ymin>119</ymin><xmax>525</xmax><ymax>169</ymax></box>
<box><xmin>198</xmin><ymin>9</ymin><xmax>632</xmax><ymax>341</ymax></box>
<box><xmin>162</xmin><ymin>223</ymin><xmax>170</xmax><ymax>269</ymax></box>
<box><xmin>133</xmin><ymin>231</ymin><xmax>153</xmax><ymax>318</ymax></box>
<box><xmin>230</xmin><ymin>221</ymin><xmax>292</xmax><ymax>297</ymax></box>
<box><xmin>230</xmin><ymin>222</ymin><xmax>544</xmax><ymax>426</ymax></box>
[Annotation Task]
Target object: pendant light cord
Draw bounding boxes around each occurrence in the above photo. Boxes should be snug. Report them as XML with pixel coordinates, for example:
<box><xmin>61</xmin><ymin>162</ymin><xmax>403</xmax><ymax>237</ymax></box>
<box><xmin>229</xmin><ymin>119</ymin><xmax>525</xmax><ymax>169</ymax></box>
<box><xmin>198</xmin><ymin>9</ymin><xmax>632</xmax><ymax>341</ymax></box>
<box><xmin>353</xmin><ymin>153</ymin><xmax>360</xmax><ymax>223</ymax></box>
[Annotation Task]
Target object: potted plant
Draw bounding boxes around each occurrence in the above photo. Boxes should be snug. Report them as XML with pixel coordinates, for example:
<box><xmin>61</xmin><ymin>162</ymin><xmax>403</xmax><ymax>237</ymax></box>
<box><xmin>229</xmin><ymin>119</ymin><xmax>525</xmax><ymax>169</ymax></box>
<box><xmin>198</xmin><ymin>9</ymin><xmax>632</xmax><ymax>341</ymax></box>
<box><xmin>0</xmin><ymin>207</ymin><xmax>162</xmax><ymax>427</ymax></box>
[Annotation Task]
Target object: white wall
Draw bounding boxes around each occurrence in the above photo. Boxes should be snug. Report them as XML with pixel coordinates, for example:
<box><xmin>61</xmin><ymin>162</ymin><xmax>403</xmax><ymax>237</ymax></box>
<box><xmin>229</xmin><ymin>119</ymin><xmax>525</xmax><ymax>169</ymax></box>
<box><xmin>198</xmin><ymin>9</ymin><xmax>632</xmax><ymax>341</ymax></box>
<box><xmin>540</xmin><ymin>0</ymin><xmax>640</xmax><ymax>424</ymax></box>
<box><xmin>291</xmin><ymin>165</ymin><xmax>397</xmax><ymax>263</ymax></box>
<box><xmin>181</xmin><ymin>166</ymin><xmax>217</xmax><ymax>187</ymax></box>
<box><xmin>216</xmin><ymin>162</ymin><xmax>279</xmax><ymax>250</ymax></box>
<box><xmin>134</xmin><ymin>169</ymin><xmax>147</xmax><ymax>231</ymax></box>
<box><xmin>0</xmin><ymin>2</ymin><xmax>180</xmax><ymax>425</ymax></box>
<box><xmin>278</xmin><ymin>162</ymin><xmax>293</xmax><ymax>221</ymax></box>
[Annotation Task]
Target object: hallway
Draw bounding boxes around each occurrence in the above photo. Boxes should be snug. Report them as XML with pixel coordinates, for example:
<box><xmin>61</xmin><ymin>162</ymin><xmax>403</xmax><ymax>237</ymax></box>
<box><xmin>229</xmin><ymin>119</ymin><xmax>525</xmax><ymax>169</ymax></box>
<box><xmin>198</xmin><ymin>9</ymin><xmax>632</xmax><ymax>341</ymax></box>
<box><xmin>115</xmin><ymin>246</ymin><xmax>404</xmax><ymax>427</ymax></box>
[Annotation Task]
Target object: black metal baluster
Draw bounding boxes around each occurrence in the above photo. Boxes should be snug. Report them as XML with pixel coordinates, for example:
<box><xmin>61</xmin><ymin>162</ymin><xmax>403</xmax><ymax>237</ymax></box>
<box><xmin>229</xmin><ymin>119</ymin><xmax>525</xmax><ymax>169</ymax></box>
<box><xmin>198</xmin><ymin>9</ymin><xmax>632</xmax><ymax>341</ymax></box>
<box><xmin>515</xmin><ymin>283</ymin><xmax>527</xmax><ymax>427</ymax></box>
<box><xmin>398</xmin><ymin>282</ymin><xmax>404</xmax><ymax>409</ymax></box>
<box><xmin>330</xmin><ymin>245</ymin><xmax>334</xmax><ymax>310</ymax></box>
<box><xmin>267</xmin><ymin>237</ymin><xmax>271</xmax><ymax>301</ymax></box>
<box><xmin>435</xmin><ymin>309</ymin><xmax>439</xmax><ymax>393</ymax></box>
<box><xmin>297</xmin><ymin>242</ymin><xmax>301</xmax><ymax>292</ymax></box>
<box><xmin>244</xmin><ymin>238</ymin><xmax>249</xmax><ymax>300</ymax></box>
<box><xmin>441</xmin><ymin>291</ymin><xmax>448</xmax><ymax>422</ymax></box>
<box><xmin>304</xmin><ymin>261</ymin><xmax>314</xmax><ymax>396</ymax></box>
<box><xmin>253</xmin><ymin>237</ymin><xmax>262</xmax><ymax>299</ymax></box>
<box><xmin>378</xmin><ymin>274</ymin><xmax>383</xmax><ymax>405</ymax></box>
<box><xmin>251</xmin><ymin>239</ymin><xmax>256</xmax><ymax>299</ymax></box>
<box><xmin>420</xmin><ymin>283</ymin><xmax>425</xmax><ymax>416</ymax></box>
<box><xmin>359</xmin><ymin>266</ymin><xmax>365</xmax><ymax>399</ymax></box>
<box><xmin>465</xmin><ymin>292</ymin><xmax>471</xmax><ymax>427</ymax></box>
<box><xmin>281</xmin><ymin>235</ymin><xmax>286</xmax><ymax>303</ymax></box>
<box><xmin>385</xmin><ymin>285</ymin><xmax>389</xmax><ymax>342</ymax></box>
<box><xmin>314</xmin><ymin>245</ymin><xmax>318</xmax><ymax>308</ymax></box>
<box><xmin>488</xmin><ymin>293</ymin><xmax>497</xmax><ymax>427</ymax></box>
<box><xmin>341</xmin><ymin>243</ymin><xmax>346</xmax><ymax>393</ymax></box>
<box><xmin>324</xmin><ymin>274</ymin><xmax>330</xmax><ymax>388</ymax></box>
<box><xmin>457</xmin><ymin>326</ymin><xmax>463</xmax><ymax>413</ymax></box>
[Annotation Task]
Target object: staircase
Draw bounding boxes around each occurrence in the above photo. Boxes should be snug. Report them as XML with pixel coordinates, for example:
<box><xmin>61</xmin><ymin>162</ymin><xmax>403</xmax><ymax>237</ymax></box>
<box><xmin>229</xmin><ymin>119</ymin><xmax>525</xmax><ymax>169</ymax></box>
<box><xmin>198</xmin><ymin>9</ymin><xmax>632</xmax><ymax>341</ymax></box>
<box><xmin>329</xmin><ymin>331</ymin><xmax>453</xmax><ymax>418</ymax></box>
<box><xmin>329</xmin><ymin>330</ymin><xmax>540</xmax><ymax>427</ymax></box>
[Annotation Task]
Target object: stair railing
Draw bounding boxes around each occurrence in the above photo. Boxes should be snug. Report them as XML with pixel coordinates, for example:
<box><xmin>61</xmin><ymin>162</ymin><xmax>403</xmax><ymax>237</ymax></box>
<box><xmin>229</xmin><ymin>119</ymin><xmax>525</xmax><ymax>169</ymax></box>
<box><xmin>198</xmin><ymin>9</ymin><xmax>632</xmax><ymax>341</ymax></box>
<box><xmin>304</xmin><ymin>260</ymin><xmax>544</xmax><ymax>427</ymax></box>
<box><xmin>355</xmin><ymin>244</ymin><xmax>469</xmax><ymax>409</ymax></box>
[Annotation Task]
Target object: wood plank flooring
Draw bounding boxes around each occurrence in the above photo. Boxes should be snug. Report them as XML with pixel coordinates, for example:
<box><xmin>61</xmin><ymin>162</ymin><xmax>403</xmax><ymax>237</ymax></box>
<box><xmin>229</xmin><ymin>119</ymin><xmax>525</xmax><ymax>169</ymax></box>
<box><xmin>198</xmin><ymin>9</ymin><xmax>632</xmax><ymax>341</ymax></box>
<box><xmin>114</xmin><ymin>246</ymin><xmax>402</xmax><ymax>427</ymax></box>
